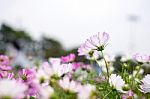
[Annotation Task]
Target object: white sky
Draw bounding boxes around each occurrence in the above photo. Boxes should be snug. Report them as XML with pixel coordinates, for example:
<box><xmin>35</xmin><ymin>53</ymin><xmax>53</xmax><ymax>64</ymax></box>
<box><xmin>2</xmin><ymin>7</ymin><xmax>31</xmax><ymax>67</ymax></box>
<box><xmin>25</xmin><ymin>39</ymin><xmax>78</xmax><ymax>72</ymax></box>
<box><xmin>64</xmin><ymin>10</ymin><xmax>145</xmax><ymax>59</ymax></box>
<box><xmin>0</xmin><ymin>0</ymin><xmax>150</xmax><ymax>54</ymax></box>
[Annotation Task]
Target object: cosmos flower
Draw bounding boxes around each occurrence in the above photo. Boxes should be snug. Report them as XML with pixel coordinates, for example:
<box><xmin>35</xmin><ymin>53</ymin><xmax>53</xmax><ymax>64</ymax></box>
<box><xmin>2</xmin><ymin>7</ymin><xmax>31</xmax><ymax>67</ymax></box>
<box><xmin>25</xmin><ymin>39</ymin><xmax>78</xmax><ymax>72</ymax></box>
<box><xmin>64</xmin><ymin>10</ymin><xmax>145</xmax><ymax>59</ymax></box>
<box><xmin>59</xmin><ymin>77</ymin><xmax>82</xmax><ymax>93</ymax></box>
<box><xmin>0</xmin><ymin>55</ymin><xmax>10</xmax><ymax>66</ymax></box>
<box><xmin>25</xmin><ymin>82</ymin><xmax>41</xmax><ymax>97</ymax></box>
<box><xmin>140</xmin><ymin>74</ymin><xmax>150</xmax><ymax>93</ymax></box>
<box><xmin>0</xmin><ymin>55</ymin><xmax>12</xmax><ymax>71</ymax></box>
<box><xmin>122</xmin><ymin>90</ymin><xmax>134</xmax><ymax>99</ymax></box>
<box><xmin>87</xmin><ymin>32</ymin><xmax>109</xmax><ymax>51</ymax></box>
<box><xmin>109</xmin><ymin>74</ymin><xmax>125</xmax><ymax>93</ymax></box>
<box><xmin>36</xmin><ymin>67</ymin><xmax>50</xmax><ymax>84</ymax></box>
<box><xmin>40</xmin><ymin>85</ymin><xmax>54</xmax><ymax>99</ymax></box>
<box><xmin>0</xmin><ymin>65</ymin><xmax>12</xmax><ymax>71</ymax></box>
<box><xmin>0</xmin><ymin>79</ymin><xmax>27</xmax><ymax>98</ymax></box>
<box><xmin>78</xmin><ymin>32</ymin><xmax>109</xmax><ymax>58</ymax></box>
<box><xmin>41</xmin><ymin>61</ymin><xmax>73</xmax><ymax>77</ymax></box>
<box><xmin>18</xmin><ymin>69</ymin><xmax>36</xmax><ymax>83</ymax></box>
<box><xmin>78</xmin><ymin>84</ymin><xmax>96</xmax><ymax>99</ymax></box>
<box><xmin>0</xmin><ymin>71</ymin><xmax>14</xmax><ymax>79</ymax></box>
<box><xmin>133</xmin><ymin>53</ymin><xmax>149</xmax><ymax>63</ymax></box>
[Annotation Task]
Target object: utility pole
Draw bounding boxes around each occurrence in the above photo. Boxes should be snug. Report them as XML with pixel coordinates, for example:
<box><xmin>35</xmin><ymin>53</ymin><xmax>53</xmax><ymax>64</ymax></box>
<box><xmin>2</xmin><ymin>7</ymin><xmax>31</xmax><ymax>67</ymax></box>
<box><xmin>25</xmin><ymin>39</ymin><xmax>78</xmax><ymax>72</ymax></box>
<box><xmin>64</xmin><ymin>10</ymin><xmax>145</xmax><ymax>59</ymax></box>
<box><xmin>127</xmin><ymin>14</ymin><xmax>139</xmax><ymax>54</ymax></box>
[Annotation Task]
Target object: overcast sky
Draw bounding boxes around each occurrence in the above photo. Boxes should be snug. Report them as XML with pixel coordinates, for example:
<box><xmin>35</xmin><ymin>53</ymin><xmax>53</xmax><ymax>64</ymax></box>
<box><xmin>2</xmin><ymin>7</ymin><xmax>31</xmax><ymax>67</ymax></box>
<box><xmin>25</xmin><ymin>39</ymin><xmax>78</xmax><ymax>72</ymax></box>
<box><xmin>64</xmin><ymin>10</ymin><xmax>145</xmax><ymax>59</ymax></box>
<box><xmin>0</xmin><ymin>0</ymin><xmax>150</xmax><ymax>54</ymax></box>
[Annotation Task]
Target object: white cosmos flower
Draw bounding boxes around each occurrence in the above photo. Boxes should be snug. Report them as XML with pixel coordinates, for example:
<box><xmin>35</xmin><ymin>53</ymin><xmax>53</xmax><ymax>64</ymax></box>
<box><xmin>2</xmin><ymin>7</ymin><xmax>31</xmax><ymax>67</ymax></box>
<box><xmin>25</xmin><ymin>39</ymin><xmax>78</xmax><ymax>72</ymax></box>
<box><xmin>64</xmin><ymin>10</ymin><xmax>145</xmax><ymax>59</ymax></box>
<box><xmin>59</xmin><ymin>77</ymin><xmax>82</xmax><ymax>92</ymax></box>
<box><xmin>44</xmin><ymin>59</ymin><xmax>73</xmax><ymax>77</ymax></box>
<box><xmin>140</xmin><ymin>74</ymin><xmax>150</xmax><ymax>93</ymax></box>
<box><xmin>78</xmin><ymin>32</ymin><xmax>109</xmax><ymax>58</ymax></box>
<box><xmin>40</xmin><ymin>85</ymin><xmax>54</xmax><ymax>99</ymax></box>
<box><xmin>78</xmin><ymin>84</ymin><xmax>96</xmax><ymax>99</ymax></box>
<box><xmin>0</xmin><ymin>79</ymin><xmax>27</xmax><ymax>98</ymax></box>
<box><xmin>36</xmin><ymin>67</ymin><xmax>50</xmax><ymax>84</ymax></box>
<box><xmin>59</xmin><ymin>63</ymin><xmax>73</xmax><ymax>75</ymax></box>
<box><xmin>109</xmin><ymin>74</ymin><xmax>125</xmax><ymax>93</ymax></box>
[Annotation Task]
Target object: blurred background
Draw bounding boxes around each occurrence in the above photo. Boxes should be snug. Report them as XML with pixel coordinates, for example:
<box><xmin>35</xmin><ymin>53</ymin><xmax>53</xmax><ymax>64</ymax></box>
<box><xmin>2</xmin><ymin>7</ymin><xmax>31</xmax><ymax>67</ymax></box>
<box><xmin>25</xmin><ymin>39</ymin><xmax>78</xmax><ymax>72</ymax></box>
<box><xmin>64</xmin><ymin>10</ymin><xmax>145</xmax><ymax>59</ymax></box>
<box><xmin>0</xmin><ymin>0</ymin><xmax>149</xmax><ymax>63</ymax></box>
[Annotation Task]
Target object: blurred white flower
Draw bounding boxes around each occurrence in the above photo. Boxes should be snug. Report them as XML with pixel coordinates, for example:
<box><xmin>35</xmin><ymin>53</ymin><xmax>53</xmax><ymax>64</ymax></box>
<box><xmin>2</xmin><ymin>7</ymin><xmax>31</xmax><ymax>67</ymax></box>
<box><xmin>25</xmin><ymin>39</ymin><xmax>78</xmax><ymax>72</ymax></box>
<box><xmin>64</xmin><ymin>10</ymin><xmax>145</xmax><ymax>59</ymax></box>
<box><xmin>38</xmin><ymin>60</ymin><xmax>73</xmax><ymax>79</ymax></box>
<box><xmin>49</xmin><ymin>58</ymin><xmax>61</xmax><ymax>65</ymax></box>
<box><xmin>0</xmin><ymin>79</ymin><xmax>27</xmax><ymax>98</ymax></box>
<box><xmin>59</xmin><ymin>77</ymin><xmax>81</xmax><ymax>93</ymax></box>
<box><xmin>140</xmin><ymin>74</ymin><xmax>150</xmax><ymax>93</ymax></box>
<box><xmin>109</xmin><ymin>74</ymin><xmax>125</xmax><ymax>93</ymax></box>
<box><xmin>36</xmin><ymin>67</ymin><xmax>50</xmax><ymax>84</ymax></box>
<box><xmin>59</xmin><ymin>63</ymin><xmax>73</xmax><ymax>76</ymax></box>
<box><xmin>78</xmin><ymin>84</ymin><xmax>96</xmax><ymax>99</ymax></box>
<box><xmin>40</xmin><ymin>85</ymin><xmax>54</xmax><ymax>99</ymax></box>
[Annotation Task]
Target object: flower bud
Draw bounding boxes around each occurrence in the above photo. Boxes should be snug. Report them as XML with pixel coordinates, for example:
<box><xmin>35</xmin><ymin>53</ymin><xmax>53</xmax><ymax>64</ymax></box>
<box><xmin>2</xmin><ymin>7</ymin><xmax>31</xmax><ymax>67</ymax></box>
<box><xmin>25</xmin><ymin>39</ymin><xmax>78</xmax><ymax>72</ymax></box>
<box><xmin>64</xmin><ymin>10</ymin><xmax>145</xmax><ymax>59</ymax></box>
<box><xmin>122</xmin><ymin>84</ymin><xmax>130</xmax><ymax>91</ymax></box>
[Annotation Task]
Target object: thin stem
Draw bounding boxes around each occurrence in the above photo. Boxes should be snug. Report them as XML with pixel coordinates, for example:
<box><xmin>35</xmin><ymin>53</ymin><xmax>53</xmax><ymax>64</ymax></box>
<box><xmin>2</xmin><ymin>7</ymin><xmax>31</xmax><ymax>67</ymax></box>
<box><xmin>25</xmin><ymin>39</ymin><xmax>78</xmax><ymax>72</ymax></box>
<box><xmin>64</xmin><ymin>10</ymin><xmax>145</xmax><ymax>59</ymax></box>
<box><xmin>131</xmin><ymin>64</ymin><xmax>134</xmax><ymax>90</ymax></box>
<box><xmin>101</xmin><ymin>51</ymin><xmax>109</xmax><ymax>80</ymax></box>
<box><xmin>103</xmin><ymin>90</ymin><xmax>112</xmax><ymax>99</ymax></box>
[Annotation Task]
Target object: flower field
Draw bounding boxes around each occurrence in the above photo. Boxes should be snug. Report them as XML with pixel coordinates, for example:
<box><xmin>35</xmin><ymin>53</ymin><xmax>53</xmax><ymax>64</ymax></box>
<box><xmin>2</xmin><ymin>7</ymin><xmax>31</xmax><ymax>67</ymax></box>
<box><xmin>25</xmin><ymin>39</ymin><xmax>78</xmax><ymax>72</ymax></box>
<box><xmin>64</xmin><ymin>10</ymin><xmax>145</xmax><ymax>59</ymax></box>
<box><xmin>0</xmin><ymin>32</ymin><xmax>150</xmax><ymax>99</ymax></box>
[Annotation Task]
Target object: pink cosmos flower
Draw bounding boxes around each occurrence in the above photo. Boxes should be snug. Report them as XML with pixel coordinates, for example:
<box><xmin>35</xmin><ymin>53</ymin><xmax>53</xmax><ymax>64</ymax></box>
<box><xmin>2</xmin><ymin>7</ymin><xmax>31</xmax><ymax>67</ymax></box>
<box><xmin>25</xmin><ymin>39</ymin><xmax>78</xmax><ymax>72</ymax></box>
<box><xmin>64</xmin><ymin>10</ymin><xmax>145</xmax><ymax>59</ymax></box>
<box><xmin>122</xmin><ymin>90</ymin><xmax>134</xmax><ymax>99</ymax></box>
<box><xmin>61</xmin><ymin>53</ymin><xmax>76</xmax><ymax>63</ymax></box>
<box><xmin>72</xmin><ymin>62</ymin><xmax>82</xmax><ymax>70</ymax></box>
<box><xmin>0</xmin><ymin>55</ymin><xmax>10</xmax><ymax>66</ymax></box>
<box><xmin>0</xmin><ymin>65</ymin><xmax>12</xmax><ymax>71</ymax></box>
<box><xmin>25</xmin><ymin>82</ymin><xmax>41</xmax><ymax>97</ymax></box>
<box><xmin>0</xmin><ymin>55</ymin><xmax>12</xmax><ymax>71</ymax></box>
<box><xmin>0</xmin><ymin>71</ymin><xmax>14</xmax><ymax>79</ymax></box>
<box><xmin>78</xmin><ymin>32</ymin><xmax>109</xmax><ymax>57</ymax></box>
<box><xmin>19</xmin><ymin>69</ymin><xmax>36</xmax><ymax>82</ymax></box>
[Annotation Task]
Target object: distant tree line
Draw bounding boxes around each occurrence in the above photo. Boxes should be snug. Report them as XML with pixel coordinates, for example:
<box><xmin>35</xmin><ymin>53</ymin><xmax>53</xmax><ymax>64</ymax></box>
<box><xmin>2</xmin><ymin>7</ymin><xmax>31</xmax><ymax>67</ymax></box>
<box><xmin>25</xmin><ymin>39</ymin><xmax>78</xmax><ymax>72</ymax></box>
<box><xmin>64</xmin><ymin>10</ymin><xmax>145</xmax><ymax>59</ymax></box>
<box><xmin>0</xmin><ymin>23</ymin><xmax>87</xmax><ymax>62</ymax></box>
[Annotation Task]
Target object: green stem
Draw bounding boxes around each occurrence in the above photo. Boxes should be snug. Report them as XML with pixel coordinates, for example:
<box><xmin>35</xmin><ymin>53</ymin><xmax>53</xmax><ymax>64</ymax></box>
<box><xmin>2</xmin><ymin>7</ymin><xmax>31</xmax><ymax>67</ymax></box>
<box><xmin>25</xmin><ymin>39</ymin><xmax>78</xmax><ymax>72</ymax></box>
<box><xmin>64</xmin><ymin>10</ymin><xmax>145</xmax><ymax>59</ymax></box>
<box><xmin>103</xmin><ymin>90</ymin><xmax>112</xmax><ymax>99</ymax></box>
<box><xmin>101</xmin><ymin>51</ymin><xmax>109</xmax><ymax>80</ymax></box>
<box><xmin>131</xmin><ymin>64</ymin><xmax>134</xmax><ymax>90</ymax></box>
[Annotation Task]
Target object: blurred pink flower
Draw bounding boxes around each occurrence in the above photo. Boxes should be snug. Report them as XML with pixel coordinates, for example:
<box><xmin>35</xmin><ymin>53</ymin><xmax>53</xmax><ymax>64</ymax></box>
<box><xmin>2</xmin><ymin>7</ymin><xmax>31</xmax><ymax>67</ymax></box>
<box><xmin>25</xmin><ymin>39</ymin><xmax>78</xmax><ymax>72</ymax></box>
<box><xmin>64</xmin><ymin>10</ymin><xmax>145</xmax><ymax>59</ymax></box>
<box><xmin>19</xmin><ymin>69</ymin><xmax>36</xmax><ymax>82</ymax></box>
<box><xmin>0</xmin><ymin>55</ymin><xmax>10</xmax><ymax>66</ymax></box>
<box><xmin>0</xmin><ymin>71</ymin><xmax>14</xmax><ymax>79</ymax></box>
<box><xmin>72</xmin><ymin>62</ymin><xmax>81</xmax><ymax>70</ymax></box>
<box><xmin>61</xmin><ymin>53</ymin><xmax>76</xmax><ymax>63</ymax></box>
<box><xmin>0</xmin><ymin>55</ymin><xmax>12</xmax><ymax>71</ymax></box>
<box><xmin>0</xmin><ymin>65</ymin><xmax>12</xmax><ymax>71</ymax></box>
<box><xmin>122</xmin><ymin>90</ymin><xmax>134</xmax><ymax>99</ymax></box>
<box><xmin>25</xmin><ymin>82</ymin><xmax>41</xmax><ymax>97</ymax></box>
<box><xmin>133</xmin><ymin>53</ymin><xmax>149</xmax><ymax>63</ymax></box>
